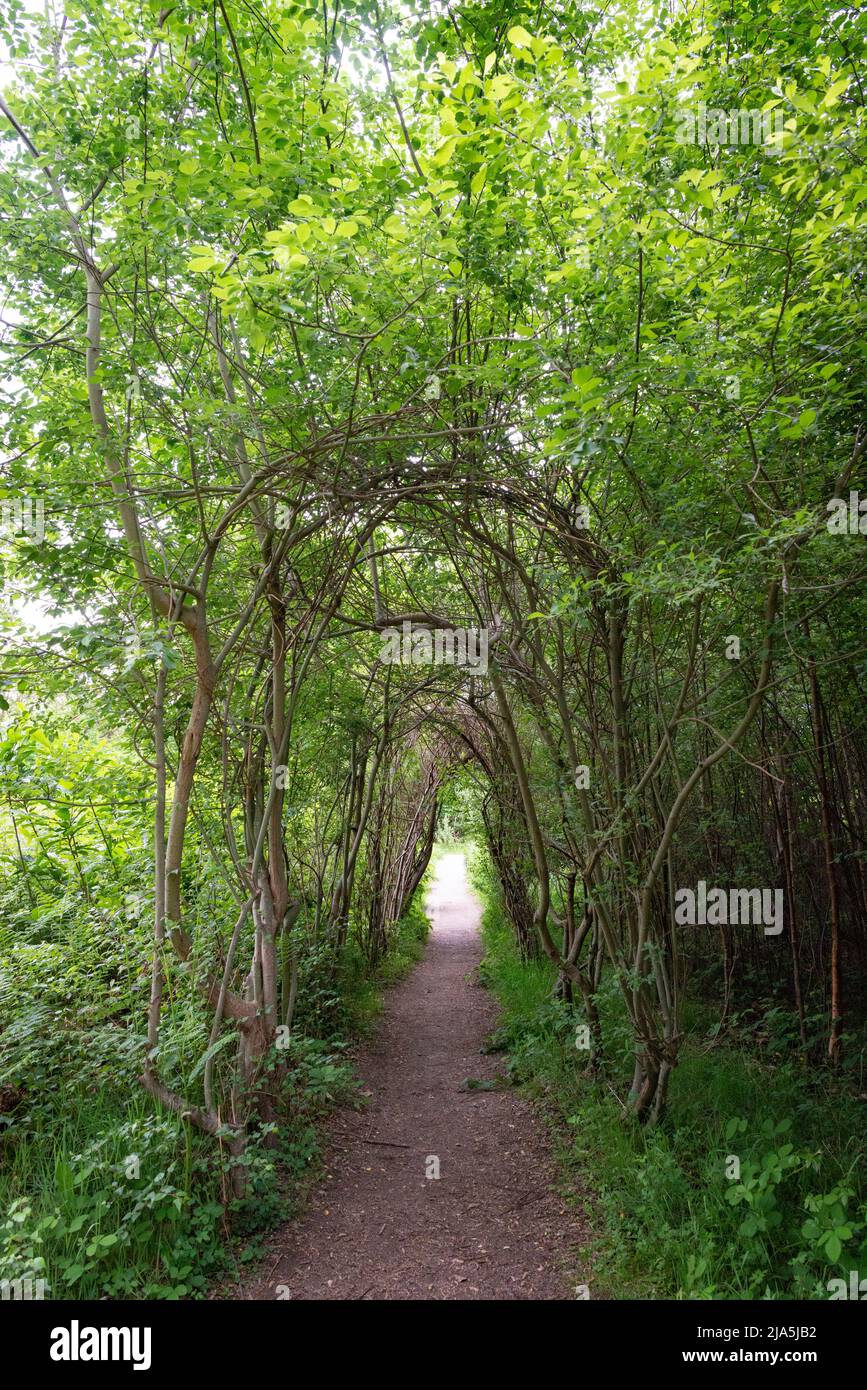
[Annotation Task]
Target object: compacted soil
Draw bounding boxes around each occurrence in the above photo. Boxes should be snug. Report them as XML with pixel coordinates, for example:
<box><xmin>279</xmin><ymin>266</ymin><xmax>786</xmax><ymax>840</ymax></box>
<box><xmin>238</xmin><ymin>852</ymin><xmax>587</xmax><ymax>1300</ymax></box>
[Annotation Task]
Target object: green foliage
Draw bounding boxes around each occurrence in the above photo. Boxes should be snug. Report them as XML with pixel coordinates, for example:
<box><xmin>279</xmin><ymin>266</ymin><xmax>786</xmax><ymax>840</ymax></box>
<box><xmin>1</xmin><ymin>0</ymin><xmax>866</xmax><ymax>1302</ymax></box>
<box><xmin>338</xmin><ymin>892</ymin><xmax>431</xmax><ymax>1034</ymax></box>
<box><xmin>0</xmin><ymin>777</ymin><xmax>420</xmax><ymax>1297</ymax></box>
<box><xmin>477</xmin><ymin>867</ymin><xmax>867</xmax><ymax>1300</ymax></box>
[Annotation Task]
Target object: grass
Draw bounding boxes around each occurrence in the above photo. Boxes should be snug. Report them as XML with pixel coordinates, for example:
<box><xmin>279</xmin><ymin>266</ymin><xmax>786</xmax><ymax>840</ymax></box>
<box><xmin>337</xmin><ymin>886</ymin><xmax>431</xmax><ymax>1033</ymax></box>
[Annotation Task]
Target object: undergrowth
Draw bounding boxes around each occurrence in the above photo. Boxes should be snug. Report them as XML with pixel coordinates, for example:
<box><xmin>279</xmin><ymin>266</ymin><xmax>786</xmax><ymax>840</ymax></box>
<box><xmin>471</xmin><ymin>847</ymin><xmax>867</xmax><ymax>1301</ymax></box>
<box><xmin>0</xmin><ymin>882</ymin><xmax>429</xmax><ymax>1300</ymax></box>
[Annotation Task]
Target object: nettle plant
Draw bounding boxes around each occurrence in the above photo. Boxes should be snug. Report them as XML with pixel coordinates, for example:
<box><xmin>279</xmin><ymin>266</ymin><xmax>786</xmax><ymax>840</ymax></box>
<box><xmin>724</xmin><ymin>1118</ymin><xmax>819</xmax><ymax>1243</ymax></box>
<box><xmin>722</xmin><ymin>1117</ymin><xmax>867</xmax><ymax>1295</ymax></box>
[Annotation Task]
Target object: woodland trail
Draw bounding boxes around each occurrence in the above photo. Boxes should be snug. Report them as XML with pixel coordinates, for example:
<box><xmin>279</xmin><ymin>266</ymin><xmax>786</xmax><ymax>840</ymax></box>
<box><xmin>239</xmin><ymin>852</ymin><xmax>587</xmax><ymax>1300</ymax></box>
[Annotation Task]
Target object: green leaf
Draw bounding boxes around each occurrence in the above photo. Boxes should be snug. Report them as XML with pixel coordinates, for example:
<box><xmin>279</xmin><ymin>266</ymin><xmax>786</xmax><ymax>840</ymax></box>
<box><xmin>189</xmin><ymin>1031</ymin><xmax>238</xmax><ymax>1084</ymax></box>
<box><xmin>432</xmin><ymin>137</ymin><xmax>459</xmax><ymax>166</ymax></box>
<box><xmin>471</xmin><ymin>164</ymin><xmax>488</xmax><ymax>196</ymax></box>
<box><xmin>823</xmin><ymin>77</ymin><xmax>850</xmax><ymax>107</ymax></box>
<box><xmin>383</xmin><ymin>214</ymin><xmax>408</xmax><ymax>239</ymax></box>
<box><xmin>507</xmin><ymin>25</ymin><xmax>534</xmax><ymax>48</ymax></box>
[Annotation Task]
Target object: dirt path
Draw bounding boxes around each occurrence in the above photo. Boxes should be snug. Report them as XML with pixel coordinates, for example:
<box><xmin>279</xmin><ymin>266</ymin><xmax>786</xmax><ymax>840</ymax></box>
<box><xmin>240</xmin><ymin>852</ymin><xmax>585</xmax><ymax>1300</ymax></box>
